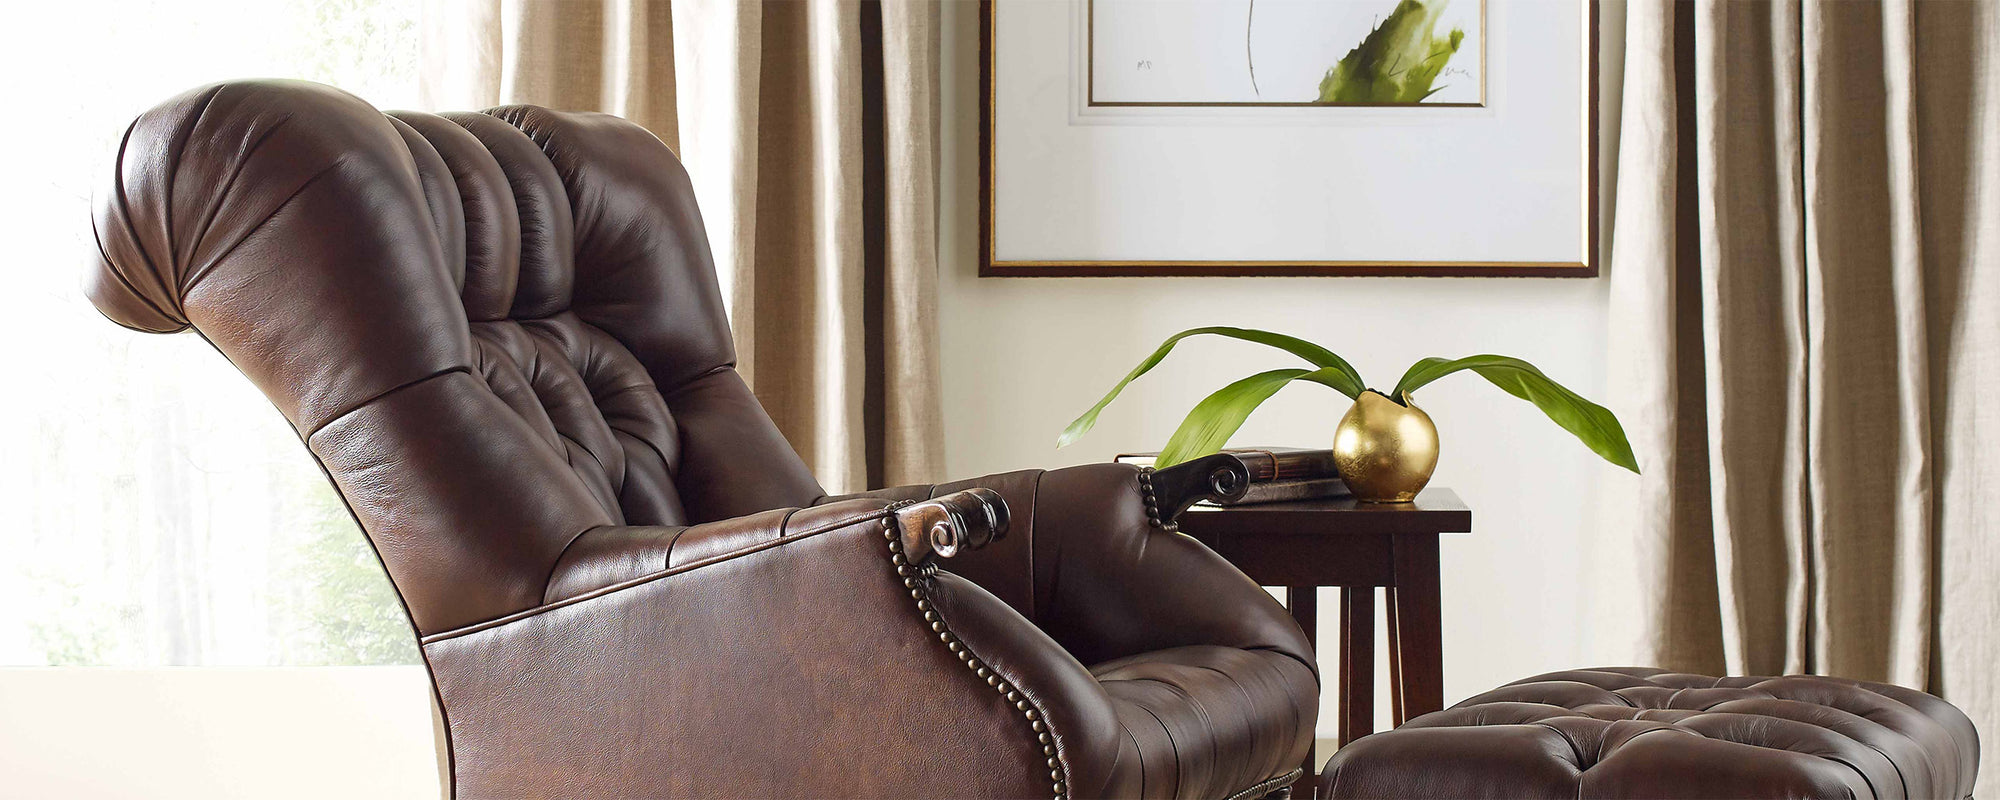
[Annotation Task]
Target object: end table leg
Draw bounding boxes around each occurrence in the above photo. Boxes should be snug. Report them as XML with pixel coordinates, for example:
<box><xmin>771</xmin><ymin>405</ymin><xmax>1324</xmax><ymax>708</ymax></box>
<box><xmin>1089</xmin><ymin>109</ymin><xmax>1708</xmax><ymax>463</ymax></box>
<box><xmin>1287</xmin><ymin>586</ymin><xmax>1317</xmax><ymax>792</ymax></box>
<box><xmin>1386</xmin><ymin>598</ymin><xmax>1403</xmax><ymax>723</ymax></box>
<box><xmin>1389</xmin><ymin>534</ymin><xmax>1444</xmax><ymax>725</ymax></box>
<box><xmin>1338</xmin><ymin>588</ymin><xmax>1373</xmax><ymax>745</ymax></box>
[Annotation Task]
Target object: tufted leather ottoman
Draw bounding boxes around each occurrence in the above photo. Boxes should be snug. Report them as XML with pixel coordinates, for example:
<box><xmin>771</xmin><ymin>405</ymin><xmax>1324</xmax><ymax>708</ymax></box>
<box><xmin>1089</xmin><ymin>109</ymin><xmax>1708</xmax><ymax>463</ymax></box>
<box><xmin>1318</xmin><ymin>667</ymin><xmax>1978</xmax><ymax>799</ymax></box>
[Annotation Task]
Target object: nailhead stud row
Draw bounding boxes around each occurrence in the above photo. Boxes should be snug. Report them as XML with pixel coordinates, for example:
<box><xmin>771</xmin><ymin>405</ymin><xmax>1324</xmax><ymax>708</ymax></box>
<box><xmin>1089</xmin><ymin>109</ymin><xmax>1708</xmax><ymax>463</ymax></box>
<box><xmin>883</xmin><ymin>502</ymin><xmax>1069</xmax><ymax>800</ymax></box>
<box><xmin>1136</xmin><ymin>467</ymin><xmax>1180</xmax><ymax>534</ymax></box>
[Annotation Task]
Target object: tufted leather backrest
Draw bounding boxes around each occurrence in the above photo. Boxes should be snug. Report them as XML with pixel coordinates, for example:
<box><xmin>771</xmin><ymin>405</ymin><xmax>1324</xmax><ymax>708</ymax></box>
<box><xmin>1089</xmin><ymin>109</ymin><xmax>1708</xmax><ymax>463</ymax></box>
<box><xmin>88</xmin><ymin>80</ymin><xmax>825</xmax><ymax>635</ymax></box>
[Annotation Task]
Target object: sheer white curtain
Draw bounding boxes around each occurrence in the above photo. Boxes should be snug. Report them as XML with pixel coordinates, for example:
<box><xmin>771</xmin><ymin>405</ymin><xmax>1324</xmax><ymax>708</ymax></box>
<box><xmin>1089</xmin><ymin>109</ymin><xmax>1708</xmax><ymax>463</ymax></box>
<box><xmin>0</xmin><ymin>0</ymin><xmax>423</xmax><ymax>666</ymax></box>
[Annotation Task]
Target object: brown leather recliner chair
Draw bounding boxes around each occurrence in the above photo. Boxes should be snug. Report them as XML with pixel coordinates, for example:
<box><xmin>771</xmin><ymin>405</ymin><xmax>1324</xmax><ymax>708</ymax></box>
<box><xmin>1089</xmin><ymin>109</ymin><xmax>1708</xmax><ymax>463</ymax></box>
<box><xmin>87</xmin><ymin>80</ymin><xmax>1316</xmax><ymax>800</ymax></box>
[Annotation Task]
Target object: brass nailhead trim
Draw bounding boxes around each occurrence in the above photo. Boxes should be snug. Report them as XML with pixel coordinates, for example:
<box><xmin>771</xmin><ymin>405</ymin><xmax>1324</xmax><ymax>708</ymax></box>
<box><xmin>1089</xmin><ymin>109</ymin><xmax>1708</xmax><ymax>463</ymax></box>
<box><xmin>1221</xmin><ymin>768</ymin><xmax>1305</xmax><ymax>800</ymax></box>
<box><xmin>1136</xmin><ymin>467</ymin><xmax>1180</xmax><ymax>533</ymax></box>
<box><xmin>884</xmin><ymin>502</ymin><xmax>1068</xmax><ymax>800</ymax></box>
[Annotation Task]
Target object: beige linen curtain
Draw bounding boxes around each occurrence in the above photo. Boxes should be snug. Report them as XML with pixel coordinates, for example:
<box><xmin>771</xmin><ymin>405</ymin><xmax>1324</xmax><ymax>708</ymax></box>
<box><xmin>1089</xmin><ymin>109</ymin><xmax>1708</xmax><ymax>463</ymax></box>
<box><xmin>419</xmin><ymin>0</ymin><xmax>944</xmax><ymax>493</ymax></box>
<box><xmin>1593</xmin><ymin>0</ymin><xmax>2000</xmax><ymax>772</ymax></box>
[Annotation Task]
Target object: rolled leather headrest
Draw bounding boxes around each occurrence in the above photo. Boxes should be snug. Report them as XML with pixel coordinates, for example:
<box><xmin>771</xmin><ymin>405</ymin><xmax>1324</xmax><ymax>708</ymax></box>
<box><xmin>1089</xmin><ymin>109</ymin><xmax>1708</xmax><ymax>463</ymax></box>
<box><xmin>87</xmin><ymin>79</ymin><xmax>472</xmax><ymax>434</ymax></box>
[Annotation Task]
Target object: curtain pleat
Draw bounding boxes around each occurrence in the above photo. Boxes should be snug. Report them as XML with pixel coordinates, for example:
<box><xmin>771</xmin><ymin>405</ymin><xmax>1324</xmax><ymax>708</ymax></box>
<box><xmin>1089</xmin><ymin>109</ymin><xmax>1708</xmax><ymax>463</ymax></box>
<box><xmin>1587</xmin><ymin>0</ymin><xmax>1726</xmax><ymax>674</ymax></box>
<box><xmin>1602</xmin><ymin>0</ymin><xmax>2000</xmax><ymax>774</ymax></box>
<box><xmin>1798</xmin><ymin>0</ymin><xmax>1934</xmax><ymax>686</ymax></box>
<box><xmin>671</xmin><ymin>0</ymin><xmax>764</xmax><ymax>379</ymax></box>
<box><xmin>1918</xmin><ymin>0</ymin><xmax>2000</xmax><ymax>759</ymax></box>
<box><xmin>420</xmin><ymin>0</ymin><xmax>945</xmax><ymax>495</ymax></box>
<box><xmin>1694</xmin><ymin>0</ymin><xmax>1811</xmax><ymax>677</ymax></box>
<box><xmin>605</xmin><ymin>0</ymin><xmax>679</xmax><ymax>149</ymax></box>
<box><xmin>873</xmin><ymin>0</ymin><xmax>943</xmax><ymax>487</ymax></box>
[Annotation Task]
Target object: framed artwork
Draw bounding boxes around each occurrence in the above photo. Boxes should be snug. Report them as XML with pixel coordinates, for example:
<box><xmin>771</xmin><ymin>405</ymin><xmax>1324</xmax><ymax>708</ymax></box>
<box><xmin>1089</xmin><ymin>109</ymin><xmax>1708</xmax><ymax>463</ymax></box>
<box><xmin>979</xmin><ymin>0</ymin><xmax>1599</xmax><ymax>277</ymax></box>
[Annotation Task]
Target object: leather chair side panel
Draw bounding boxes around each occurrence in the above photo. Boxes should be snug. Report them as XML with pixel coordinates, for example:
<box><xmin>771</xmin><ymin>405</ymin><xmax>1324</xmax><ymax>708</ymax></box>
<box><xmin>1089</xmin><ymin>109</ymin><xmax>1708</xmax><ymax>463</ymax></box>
<box><xmin>424</xmin><ymin>520</ymin><xmax>1046</xmax><ymax>799</ymax></box>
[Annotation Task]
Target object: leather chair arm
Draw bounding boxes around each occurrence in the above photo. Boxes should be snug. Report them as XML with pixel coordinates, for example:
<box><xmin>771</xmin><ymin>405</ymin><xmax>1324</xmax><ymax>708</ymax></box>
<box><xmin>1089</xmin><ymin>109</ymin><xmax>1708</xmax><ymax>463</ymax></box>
<box><xmin>544</xmin><ymin>489</ymin><xmax>1008</xmax><ymax>603</ymax></box>
<box><xmin>820</xmin><ymin>466</ymin><xmax>1318</xmax><ymax>797</ymax></box>
<box><xmin>823</xmin><ymin>465</ymin><xmax>1313</xmax><ymax>672</ymax></box>
<box><xmin>418</xmin><ymin>493</ymin><xmax>1081</xmax><ymax>799</ymax></box>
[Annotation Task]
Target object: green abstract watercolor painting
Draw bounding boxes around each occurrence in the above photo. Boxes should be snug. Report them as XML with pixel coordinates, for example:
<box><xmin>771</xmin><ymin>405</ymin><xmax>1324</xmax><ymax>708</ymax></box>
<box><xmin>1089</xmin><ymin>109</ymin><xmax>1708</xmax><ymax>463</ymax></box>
<box><xmin>1316</xmin><ymin>0</ymin><xmax>1467</xmax><ymax>103</ymax></box>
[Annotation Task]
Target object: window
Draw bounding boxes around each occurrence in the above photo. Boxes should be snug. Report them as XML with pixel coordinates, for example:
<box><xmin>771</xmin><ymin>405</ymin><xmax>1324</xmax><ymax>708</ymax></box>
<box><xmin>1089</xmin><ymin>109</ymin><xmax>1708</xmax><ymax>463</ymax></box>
<box><xmin>0</xmin><ymin>0</ymin><xmax>424</xmax><ymax>666</ymax></box>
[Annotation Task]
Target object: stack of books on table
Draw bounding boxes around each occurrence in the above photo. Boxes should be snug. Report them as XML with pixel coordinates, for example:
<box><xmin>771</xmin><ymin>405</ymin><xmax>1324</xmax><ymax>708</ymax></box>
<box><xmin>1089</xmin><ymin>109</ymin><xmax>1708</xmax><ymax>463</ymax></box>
<box><xmin>1113</xmin><ymin>446</ymin><xmax>1351</xmax><ymax>506</ymax></box>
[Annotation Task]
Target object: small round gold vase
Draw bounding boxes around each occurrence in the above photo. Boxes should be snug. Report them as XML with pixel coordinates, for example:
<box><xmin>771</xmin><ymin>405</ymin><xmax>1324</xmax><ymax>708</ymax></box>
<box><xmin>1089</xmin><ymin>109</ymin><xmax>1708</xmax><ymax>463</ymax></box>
<box><xmin>1333</xmin><ymin>390</ymin><xmax>1440</xmax><ymax>503</ymax></box>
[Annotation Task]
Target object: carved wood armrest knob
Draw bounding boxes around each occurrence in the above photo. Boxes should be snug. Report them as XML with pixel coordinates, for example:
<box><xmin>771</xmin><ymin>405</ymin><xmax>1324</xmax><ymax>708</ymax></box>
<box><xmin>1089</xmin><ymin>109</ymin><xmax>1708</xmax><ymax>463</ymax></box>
<box><xmin>894</xmin><ymin>488</ymin><xmax>1010</xmax><ymax>563</ymax></box>
<box><xmin>1146</xmin><ymin>454</ymin><xmax>1254</xmax><ymax>522</ymax></box>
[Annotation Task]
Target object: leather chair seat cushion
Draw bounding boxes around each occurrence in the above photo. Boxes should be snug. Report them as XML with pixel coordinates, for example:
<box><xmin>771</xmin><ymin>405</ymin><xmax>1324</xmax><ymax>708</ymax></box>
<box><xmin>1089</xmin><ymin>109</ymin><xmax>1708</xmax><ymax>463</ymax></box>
<box><xmin>1319</xmin><ymin>667</ymin><xmax>1979</xmax><ymax>800</ymax></box>
<box><xmin>1090</xmin><ymin>645</ymin><xmax>1318</xmax><ymax>799</ymax></box>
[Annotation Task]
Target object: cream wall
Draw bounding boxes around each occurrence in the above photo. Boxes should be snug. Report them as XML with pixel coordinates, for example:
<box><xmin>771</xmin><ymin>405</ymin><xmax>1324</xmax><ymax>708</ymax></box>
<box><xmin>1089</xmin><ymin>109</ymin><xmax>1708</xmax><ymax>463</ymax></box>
<box><xmin>935</xmin><ymin>0</ymin><xmax>1627</xmax><ymax>737</ymax></box>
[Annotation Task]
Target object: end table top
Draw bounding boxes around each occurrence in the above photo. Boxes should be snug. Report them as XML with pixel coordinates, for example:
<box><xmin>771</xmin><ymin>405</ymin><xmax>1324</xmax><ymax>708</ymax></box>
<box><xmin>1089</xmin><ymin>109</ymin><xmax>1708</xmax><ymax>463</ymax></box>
<box><xmin>1176</xmin><ymin>487</ymin><xmax>1470</xmax><ymax>537</ymax></box>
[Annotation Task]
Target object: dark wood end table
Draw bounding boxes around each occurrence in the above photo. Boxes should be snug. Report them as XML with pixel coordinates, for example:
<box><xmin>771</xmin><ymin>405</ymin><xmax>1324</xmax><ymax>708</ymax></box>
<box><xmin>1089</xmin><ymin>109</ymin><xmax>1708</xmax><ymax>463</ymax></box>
<box><xmin>1176</xmin><ymin>487</ymin><xmax>1471</xmax><ymax>790</ymax></box>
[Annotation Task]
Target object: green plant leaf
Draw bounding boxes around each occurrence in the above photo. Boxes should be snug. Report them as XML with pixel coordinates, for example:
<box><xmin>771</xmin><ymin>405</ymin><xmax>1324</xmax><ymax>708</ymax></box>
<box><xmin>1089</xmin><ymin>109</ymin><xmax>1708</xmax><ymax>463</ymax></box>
<box><xmin>1392</xmin><ymin>355</ymin><xmax>1640</xmax><ymax>473</ymax></box>
<box><xmin>1317</xmin><ymin>0</ymin><xmax>1465</xmax><ymax>104</ymax></box>
<box><xmin>1390</xmin><ymin>355</ymin><xmax>1470</xmax><ymax>396</ymax></box>
<box><xmin>1156</xmin><ymin>367</ymin><xmax>1353</xmax><ymax>467</ymax></box>
<box><xmin>1057</xmin><ymin>327</ymin><xmax>1364</xmax><ymax>448</ymax></box>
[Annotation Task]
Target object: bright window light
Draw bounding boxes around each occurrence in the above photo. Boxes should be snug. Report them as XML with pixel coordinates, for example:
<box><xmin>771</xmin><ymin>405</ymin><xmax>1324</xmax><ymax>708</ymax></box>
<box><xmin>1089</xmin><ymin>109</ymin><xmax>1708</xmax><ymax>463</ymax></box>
<box><xmin>0</xmin><ymin>0</ymin><xmax>426</xmax><ymax>666</ymax></box>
